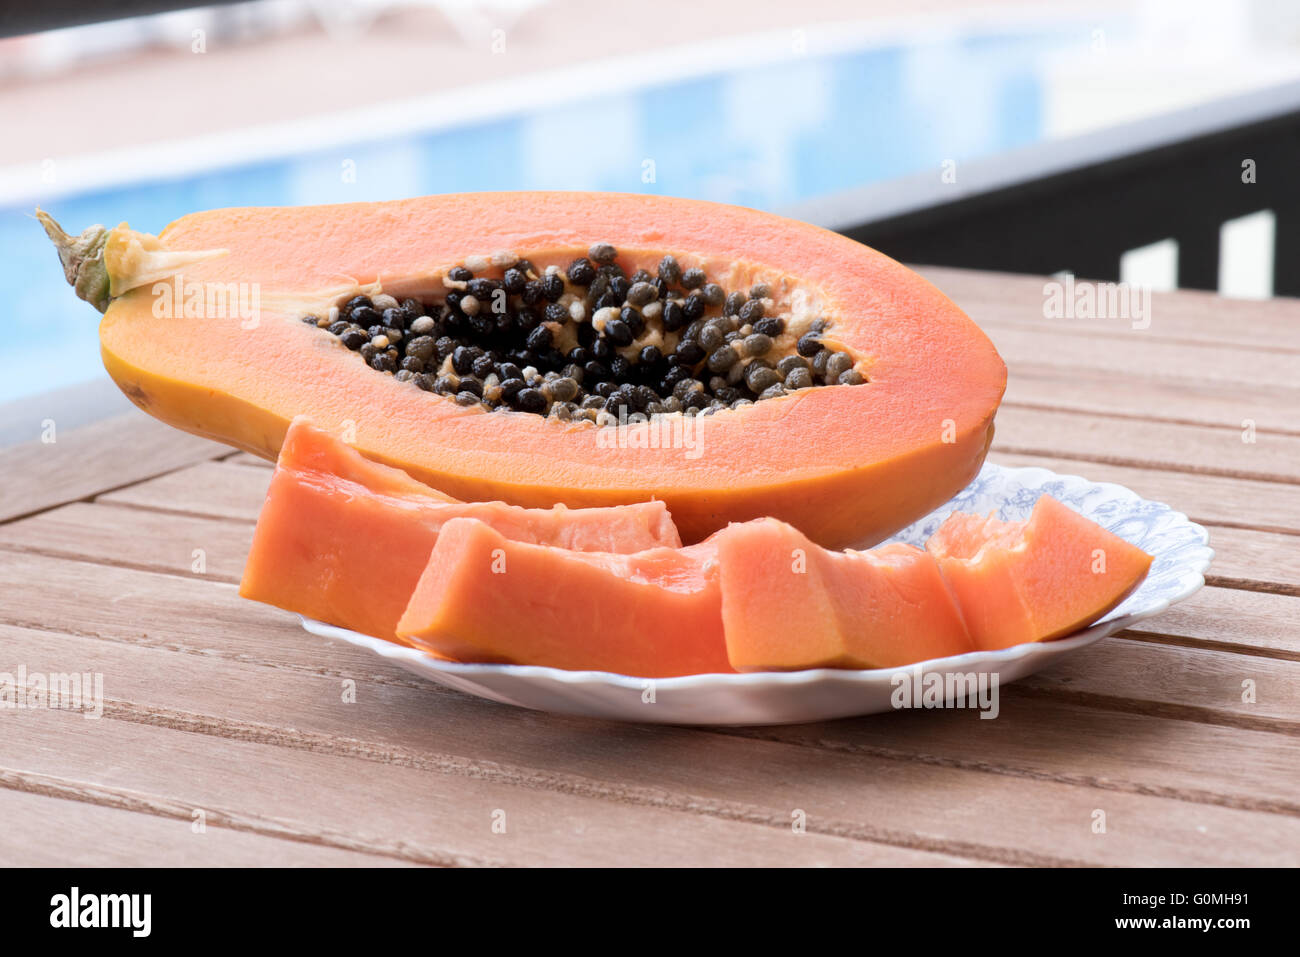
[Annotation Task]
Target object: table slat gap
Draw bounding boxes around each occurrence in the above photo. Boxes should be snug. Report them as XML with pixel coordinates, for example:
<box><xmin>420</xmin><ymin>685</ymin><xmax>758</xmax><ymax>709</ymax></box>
<box><xmin>1012</xmin><ymin>687</ymin><xmax>1300</xmax><ymax>738</ymax></box>
<box><xmin>2</xmin><ymin>621</ymin><xmax>444</xmax><ymax>691</ymax></box>
<box><xmin>1117</xmin><ymin>628</ymin><xmax>1300</xmax><ymax>663</ymax></box>
<box><xmin>95</xmin><ymin>460</ymin><xmax>271</xmax><ymax>524</ymax></box>
<box><xmin>221</xmin><ymin>452</ymin><xmax>274</xmax><ymax>468</ymax></box>
<box><xmin>999</xmin><ymin>324</ymin><xmax>1300</xmax><ymax>356</ymax></box>
<box><xmin>88</xmin><ymin>497</ymin><xmax>258</xmax><ymax>527</ymax></box>
<box><xmin>993</xmin><ymin>407</ymin><xmax>1300</xmax><ymax>484</ymax></box>
<box><xmin>0</xmin><ymin>542</ymin><xmax>243</xmax><ymax>587</ymax></box>
<box><xmin>1204</xmin><ymin>577</ymin><xmax>1300</xmax><ymax>599</ymax></box>
<box><xmin>0</xmin><ymin>414</ymin><xmax>229</xmax><ymax>525</ymax></box>
<box><xmin>969</xmin><ymin>308</ymin><xmax>1300</xmax><ymax>356</ymax></box>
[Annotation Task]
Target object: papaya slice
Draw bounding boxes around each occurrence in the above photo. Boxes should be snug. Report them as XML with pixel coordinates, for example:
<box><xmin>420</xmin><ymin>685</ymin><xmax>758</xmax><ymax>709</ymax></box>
<box><xmin>43</xmin><ymin>193</ymin><xmax>1005</xmax><ymax>548</ymax></box>
<box><xmin>396</xmin><ymin>518</ymin><xmax>730</xmax><ymax>678</ymax></box>
<box><xmin>238</xmin><ymin>417</ymin><xmax>680</xmax><ymax>643</ymax></box>
<box><xmin>715</xmin><ymin>518</ymin><xmax>975</xmax><ymax>671</ymax></box>
<box><xmin>390</xmin><ymin>498</ymin><xmax>1148</xmax><ymax>676</ymax></box>
<box><xmin>926</xmin><ymin>494</ymin><xmax>1154</xmax><ymax>651</ymax></box>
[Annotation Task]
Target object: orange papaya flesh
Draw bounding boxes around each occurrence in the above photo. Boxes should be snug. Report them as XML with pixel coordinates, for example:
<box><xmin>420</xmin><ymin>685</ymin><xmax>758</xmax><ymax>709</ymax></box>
<box><xmin>715</xmin><ymin>517</ymin><xmax>975</xmax><ymax>671</ymax></box>
<box><xmin>926</xmin><ymin>494</ymin><xmax>1154</xmax><ymax>651</ymax></box>
<box><xmin>397</xmin><ymin>513</ymin><xmax>973</xmax><ymax>676</ymax></box>
<box><xmin>396</xmin><ymin>518</ymin><xmax>731</xmax><ymax>678</ymax></box>
<box><xmin>77</xmin><ymin>192</ymin><xmax>1004</xmax><ymax>548</ymax></box>
<box><xmin>238</xmin><ymin>417</ymin><xmax>681</xmax><ymax>643</ymax></box>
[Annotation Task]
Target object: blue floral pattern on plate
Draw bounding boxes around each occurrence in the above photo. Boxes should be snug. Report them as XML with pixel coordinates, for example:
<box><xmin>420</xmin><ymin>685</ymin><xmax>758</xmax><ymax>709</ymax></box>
<box><xmin>884</xmin><ymin>463</ymin><xmax>1213</xmax><ymax>627</ymax></box>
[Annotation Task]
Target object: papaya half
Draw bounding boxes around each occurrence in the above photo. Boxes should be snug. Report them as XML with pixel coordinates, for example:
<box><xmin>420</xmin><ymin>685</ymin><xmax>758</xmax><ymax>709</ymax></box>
<box><xmin>41</xmin><ymin>193</ymin><xmax>1006</xmax><ymax>547</ymax></box>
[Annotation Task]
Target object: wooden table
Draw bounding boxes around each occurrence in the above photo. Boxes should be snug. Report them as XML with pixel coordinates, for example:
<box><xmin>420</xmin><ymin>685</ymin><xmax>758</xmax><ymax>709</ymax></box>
<box><xmin>2</xmin><ymin>266</ymin><xmax>1297</xmax><ymax>867</ymax></box>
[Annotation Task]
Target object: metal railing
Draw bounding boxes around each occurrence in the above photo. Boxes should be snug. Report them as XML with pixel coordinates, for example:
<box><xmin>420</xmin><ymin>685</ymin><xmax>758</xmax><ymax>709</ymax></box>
<box><xmin>787</xmin><ymin>80</ymin><xmax>1300</xmax><ymax>296</ymax></box>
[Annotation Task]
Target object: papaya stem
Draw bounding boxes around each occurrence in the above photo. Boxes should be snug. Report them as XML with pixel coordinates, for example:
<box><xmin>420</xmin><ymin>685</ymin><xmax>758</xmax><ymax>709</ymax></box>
<box><xmin>37</xmin><ymin>208</ymin><xmax>229</xmax><ymax>314</ymax></box>
<box><xmin>36</xmin><ymin>209</ymin><xmax>112</xmax><ymax>313</ymax></box>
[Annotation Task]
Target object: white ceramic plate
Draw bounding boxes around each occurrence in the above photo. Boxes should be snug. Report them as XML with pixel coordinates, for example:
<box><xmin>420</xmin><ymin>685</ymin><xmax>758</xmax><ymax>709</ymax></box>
<box><xmin>301</xmin><ymin>463</ymin><xmax>1213</xmax><ymax>726</ymax></box>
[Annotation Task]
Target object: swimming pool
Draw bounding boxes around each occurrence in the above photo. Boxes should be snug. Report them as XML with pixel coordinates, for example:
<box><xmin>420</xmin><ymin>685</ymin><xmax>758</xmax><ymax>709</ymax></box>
<box><xmin>3</xmin><ymin>20</ymin><xmax>1100</xmax><ymax>404</ymax></box>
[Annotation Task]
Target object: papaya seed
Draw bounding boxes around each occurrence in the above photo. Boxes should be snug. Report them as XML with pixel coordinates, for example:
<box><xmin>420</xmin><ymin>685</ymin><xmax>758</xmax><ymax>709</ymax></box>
<box><xmin>310</xmin><ymin>243</ymin><xmax>865</xmax><ymax>420</ymax></box>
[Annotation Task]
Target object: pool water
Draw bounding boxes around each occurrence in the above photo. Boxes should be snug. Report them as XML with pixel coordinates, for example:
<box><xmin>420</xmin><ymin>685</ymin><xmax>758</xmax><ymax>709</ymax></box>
<box><xmin>3</xmin><ymin>23</ymin><xmax>1091</xmax><ymax>404</ymax></box>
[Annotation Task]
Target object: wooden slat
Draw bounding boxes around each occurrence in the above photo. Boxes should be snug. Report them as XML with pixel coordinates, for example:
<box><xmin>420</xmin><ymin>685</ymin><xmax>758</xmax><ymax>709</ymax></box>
<box><xmin>1022</xmin><ymin>637</ymin><xmax>1300</xmax><ymax>729</ymax></box>
<box><xmin>98</xmin><ymin>460</ymin><xmax>270</xmax><ymax>523</ymax></box>
<box><xmin>987</xmin><ymin>324</ymin><xmax>1300</xmax><ymax>392</ymax></box>
<box><xmin>1199</xmin><ymin>526</ymin><xmax>1300</xmax><ymax>595</ymax></box>
<box><xmin>0</xmin><ymin>552</ymin><xmax>397</xmax><ymax>683</ymax></box>
<box><xmin>919</xmin><ymin>265</ymin><xmax>1300</xmax><ymax>353</ymax></box>
<box><xmin>0</xmin><ymin>705</ymin><xmax>975</xmax><ymax>868</ymax></box>
<box><xmin>728</xmin><ymin>695</ymin><xmax>1300</xmax><ymax>816</ymax></box>
<box><xmin>0</xmin><ymin>413</ymin><xmax>227</xmax><ymax>523</ymax></box>
<box><xmin>0</xmin><ymin>501</ymin><xmax>253</xmax><ymax>583</ymax></box>
<box><xmin>0</xmin><ymin>787</ymin><xmax>412</xmax><ymax>867</ymax></box>
<box><xmin>991</xmin><ymin>407</ymin><xmax>1300</xmax><ymax>483</ymax></box>
<box><xmin>0</xmin><ymin>377</ymin><xmax>133</xmax><ymax>450</ymax></box>
<box><xmin>1121</xmin><ymin>587</ymin><xmax>1300</xmax><ymax>659</ymax></box>
<box><xmin>1004</xmin><ymin>363</ymin><xmax>1300</xmax><ymax>434</ymax></box>
<box><xmin>3</xmin><ymin>624</ymin><xmax>1297</xmax><ymax>866</ymax></box>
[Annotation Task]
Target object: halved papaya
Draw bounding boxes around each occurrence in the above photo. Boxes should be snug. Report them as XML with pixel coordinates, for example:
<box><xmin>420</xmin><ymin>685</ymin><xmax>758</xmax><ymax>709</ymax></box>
<box><xmin>716</xmin><ymin>518</ymin><xmax>975</xmax><ymax>671</ymax></box>
<box><xmin>926</xmin><ymin>495</ymin><xmax>1154</xmax><ymax>650</ymax></box>
<box><xmin>42</xmin><ymin>194</ymin><xmax>1005</xmax><ymax>548</ymax></box>
<box><xmin>396</xmin><ymin>518</ymin><xmax>731</xmax><ymax>677</ymax></box>
<box><xmin>239</xmin><ymin>417</ymin><xmax>680</xmax><ymax>643</ymax></box>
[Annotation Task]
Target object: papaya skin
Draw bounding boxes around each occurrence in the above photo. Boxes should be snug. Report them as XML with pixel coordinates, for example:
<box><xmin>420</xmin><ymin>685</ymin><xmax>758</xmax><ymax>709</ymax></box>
<box><xmin>62</xmin><ymin>193</ymin><xmax>1006</xmax><ymax>548</ymax></box>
